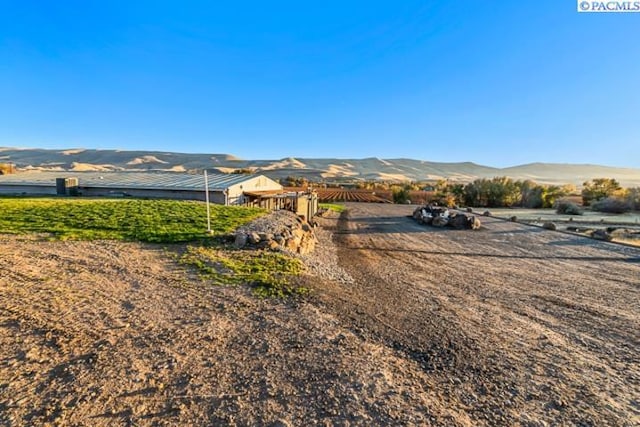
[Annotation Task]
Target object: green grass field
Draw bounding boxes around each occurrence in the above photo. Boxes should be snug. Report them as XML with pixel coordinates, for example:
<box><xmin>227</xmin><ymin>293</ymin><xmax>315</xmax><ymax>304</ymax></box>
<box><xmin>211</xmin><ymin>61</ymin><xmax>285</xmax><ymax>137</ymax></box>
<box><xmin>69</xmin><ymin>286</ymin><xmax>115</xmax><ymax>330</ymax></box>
<box><xmin>319</xmin><ymin>202</ymin><xmax>346</xmax><ymax>213</ymax></box>
<box><xmin>0</xmin><ymin>197</ymin><xmax>265</xmax><ymax>243</ymax></box>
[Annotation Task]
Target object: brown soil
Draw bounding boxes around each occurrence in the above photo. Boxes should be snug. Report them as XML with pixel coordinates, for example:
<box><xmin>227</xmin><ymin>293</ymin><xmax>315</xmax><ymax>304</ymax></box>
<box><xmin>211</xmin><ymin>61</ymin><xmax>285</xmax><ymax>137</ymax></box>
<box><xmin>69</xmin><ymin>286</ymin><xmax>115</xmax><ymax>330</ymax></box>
<box><xmin>2</xmin><ymin>203</ymin><xmax>639</xmax><ymax>426</ymax></box>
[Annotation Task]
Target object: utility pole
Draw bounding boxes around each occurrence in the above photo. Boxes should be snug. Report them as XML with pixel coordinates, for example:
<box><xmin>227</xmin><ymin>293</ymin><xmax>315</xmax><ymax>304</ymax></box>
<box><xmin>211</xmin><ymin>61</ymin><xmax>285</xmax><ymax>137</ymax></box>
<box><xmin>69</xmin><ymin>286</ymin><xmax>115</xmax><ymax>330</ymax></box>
<box><xmin>204</xmin><ymin>170</ymin><xmax>212</xmax><ymax>234</ymax></box>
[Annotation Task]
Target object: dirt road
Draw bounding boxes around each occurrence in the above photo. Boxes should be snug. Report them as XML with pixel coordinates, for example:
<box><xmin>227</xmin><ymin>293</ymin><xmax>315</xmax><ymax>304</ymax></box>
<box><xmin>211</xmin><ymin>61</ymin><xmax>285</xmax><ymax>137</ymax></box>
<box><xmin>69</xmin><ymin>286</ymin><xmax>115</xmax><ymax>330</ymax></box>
<box><xmin>309</xmin><ymin>203</ymin><xmax>640</xmax><ymax>426</ymax></box>
<box><xmin>1</xmin><ymin>203</ymin><xmax>639</xmax><ymax>426</ymax></box>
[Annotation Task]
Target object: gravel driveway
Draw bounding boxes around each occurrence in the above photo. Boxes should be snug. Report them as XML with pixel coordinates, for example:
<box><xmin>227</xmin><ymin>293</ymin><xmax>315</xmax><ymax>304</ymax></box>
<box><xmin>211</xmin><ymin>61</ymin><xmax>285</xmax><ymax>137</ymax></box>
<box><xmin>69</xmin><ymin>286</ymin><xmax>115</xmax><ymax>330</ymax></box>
<box><xmin>308</xmin><ymin>203</ymin><xmax>640</xmax><ymax>426</ymax></box>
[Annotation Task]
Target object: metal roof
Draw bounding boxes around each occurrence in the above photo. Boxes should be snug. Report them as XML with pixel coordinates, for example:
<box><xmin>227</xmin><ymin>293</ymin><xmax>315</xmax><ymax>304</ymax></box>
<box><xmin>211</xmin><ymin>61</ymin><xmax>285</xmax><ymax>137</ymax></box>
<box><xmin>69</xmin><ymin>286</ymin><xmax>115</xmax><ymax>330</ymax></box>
<box><xmin>0</xmin><ymin>171</ymin><xmax>267</xmax><ymax>191</ymax></box>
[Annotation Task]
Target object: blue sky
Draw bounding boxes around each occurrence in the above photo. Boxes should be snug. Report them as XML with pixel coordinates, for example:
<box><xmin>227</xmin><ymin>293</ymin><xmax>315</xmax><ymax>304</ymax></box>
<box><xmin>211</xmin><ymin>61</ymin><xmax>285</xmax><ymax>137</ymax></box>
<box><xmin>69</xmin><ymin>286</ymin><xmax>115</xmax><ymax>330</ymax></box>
<box><xmin>1</xmin><ymin>1</ymin><xmax>639</xmax><ymax>167</ymax></box>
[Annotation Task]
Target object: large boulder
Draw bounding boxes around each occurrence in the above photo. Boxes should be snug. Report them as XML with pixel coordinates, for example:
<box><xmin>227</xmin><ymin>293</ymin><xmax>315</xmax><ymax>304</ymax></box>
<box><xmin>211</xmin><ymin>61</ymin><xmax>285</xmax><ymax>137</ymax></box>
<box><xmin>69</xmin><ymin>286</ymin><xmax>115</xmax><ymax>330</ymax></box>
<box><xmin>247</xmin><ymin>232</ymin><xmax>261</xmax><ymax>244</ymax></box>
<box><xmin>591</xmin><ymin>229</ymin><xmax>612</xmax><ymax>241</ymax></box>
<box><xmin>468</xmin><ymin>216</ymin><xmax>481</xmax><ymax>230</ymax></box>
<box><xmin>449</xmin><ymin>214</ymin><xmax>481</xmax><ymax>230</ymax></box>
<box><xmin>267</xmin><ymin>240</ymin><xmax>280</xmax><ymax>251</ymax></box>
<box><xmin>258</xmin><ymin>232</ymin><xmax>274</xmax><ymax>241</ymax></box>
<box><xmin>421</xmin><ymin>214</ymin><xmax>434</xmax><ymax>225</ymax></box>
<box><xmin>432</xmin><ymin>216</ymin><xmax>449</xmax><ymax>227</ymax></box>
<box><xmin>234</xmin><ymin>233</ymin><xmax>248</xmax><ymax>248</ymax></box>
<box><xmin>431</xmin><ymin>207</ymin><xmax>449</xmax><ymax>218</ymax></box>
<box><xmin>448</xmin><ymin>214</ymin><xmax>467</xmax><ymax>229</ymax></box>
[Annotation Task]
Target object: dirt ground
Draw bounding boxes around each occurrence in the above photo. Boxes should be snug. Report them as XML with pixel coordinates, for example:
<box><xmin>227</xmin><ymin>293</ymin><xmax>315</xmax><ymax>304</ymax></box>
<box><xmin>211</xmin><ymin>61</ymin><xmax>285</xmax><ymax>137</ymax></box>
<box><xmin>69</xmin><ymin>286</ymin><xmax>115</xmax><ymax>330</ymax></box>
<box><xmin>1</xmin><ymin>203</ymin><xmax>639</xmax><ymax>426</ymax></box>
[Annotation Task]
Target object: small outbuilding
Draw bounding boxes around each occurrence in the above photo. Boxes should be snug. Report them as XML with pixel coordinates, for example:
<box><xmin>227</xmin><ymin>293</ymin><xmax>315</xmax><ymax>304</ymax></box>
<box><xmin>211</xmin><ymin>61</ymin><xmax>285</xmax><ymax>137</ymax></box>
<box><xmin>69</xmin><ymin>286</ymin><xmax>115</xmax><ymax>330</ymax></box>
<box><xmin>0</xmin><ymin>171</ymin><xmax>283</xmax><ymax>205</ymax></box>
<box><xmin>243</xmin><ymin>190</ymin><xmax>319</xmax><ymax>221</ymax></box>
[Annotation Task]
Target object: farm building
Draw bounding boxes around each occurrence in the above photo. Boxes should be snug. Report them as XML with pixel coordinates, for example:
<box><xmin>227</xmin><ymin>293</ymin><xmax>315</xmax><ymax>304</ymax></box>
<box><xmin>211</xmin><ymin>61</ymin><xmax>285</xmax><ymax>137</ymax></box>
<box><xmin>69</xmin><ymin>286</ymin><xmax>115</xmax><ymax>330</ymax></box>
<box><xmin>0</xmin><ymin>171</ymin><xmax>283</xmax><ymax>206</ymax></box>
<box><xmin>243</xmin><ymin>190</ymin><xmax>319</xmax><ymax>221</ymax></box>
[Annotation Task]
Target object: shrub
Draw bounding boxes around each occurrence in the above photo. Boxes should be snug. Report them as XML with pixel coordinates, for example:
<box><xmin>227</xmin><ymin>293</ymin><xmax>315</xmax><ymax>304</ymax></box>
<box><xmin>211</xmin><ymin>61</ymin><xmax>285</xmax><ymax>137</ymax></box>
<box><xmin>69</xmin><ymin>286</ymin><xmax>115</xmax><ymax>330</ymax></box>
<box><xmin>555</xmin><ymin>199</ymin><xmax>583</xmax><ymax>215</ymax></box>
<box><xmin>626</xmin><ymin>187</ymin><xmax>640</xmax><ymax>210</ymax></box>
<box><xmin>591</xmin><ymin>197</ymin><xmax>632</xmax><ymax>214</ymax></box>
<box><xmin>433</xmin><ymin>192</ymin><xmax>457</xmax><ymax>208</ymax></box>
<box><xmin>582</xmin><ymin>178</ymin><xmax>622</xmax><ymax>206</ymax></box>
<box><xmin>392</xmin><ymin>188</ymin><xmax>411</xmax><ymax>204</ymax></box>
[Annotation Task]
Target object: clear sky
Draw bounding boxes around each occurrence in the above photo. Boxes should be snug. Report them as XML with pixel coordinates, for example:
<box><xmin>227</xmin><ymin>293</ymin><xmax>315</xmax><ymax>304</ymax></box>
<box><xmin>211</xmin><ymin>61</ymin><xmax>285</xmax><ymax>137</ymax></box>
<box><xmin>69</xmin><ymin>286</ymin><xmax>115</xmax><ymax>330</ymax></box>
<box><xmin>1</xmin><ymin>1</ymin><xmax>639</xmax><ymax>167</ymax></box>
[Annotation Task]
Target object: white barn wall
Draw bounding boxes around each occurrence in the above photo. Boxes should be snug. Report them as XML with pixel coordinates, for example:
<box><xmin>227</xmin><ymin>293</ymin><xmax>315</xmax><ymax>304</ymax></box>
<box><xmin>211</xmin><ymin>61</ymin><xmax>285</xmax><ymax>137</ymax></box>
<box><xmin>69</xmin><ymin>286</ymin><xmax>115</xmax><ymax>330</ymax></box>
<box><xmin>226</xmin><ymin>175</ymin><xmax>282</xmax><ymax>205</ymax></box>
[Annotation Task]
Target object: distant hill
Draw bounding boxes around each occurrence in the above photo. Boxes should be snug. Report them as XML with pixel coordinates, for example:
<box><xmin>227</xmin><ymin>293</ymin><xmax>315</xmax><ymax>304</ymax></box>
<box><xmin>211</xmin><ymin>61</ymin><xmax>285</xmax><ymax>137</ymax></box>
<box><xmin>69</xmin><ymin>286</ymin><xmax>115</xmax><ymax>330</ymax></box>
<box><xmin>1</xmin><ymin>147</ymin><xmax>639</xmax><ymax>187</ymax></box>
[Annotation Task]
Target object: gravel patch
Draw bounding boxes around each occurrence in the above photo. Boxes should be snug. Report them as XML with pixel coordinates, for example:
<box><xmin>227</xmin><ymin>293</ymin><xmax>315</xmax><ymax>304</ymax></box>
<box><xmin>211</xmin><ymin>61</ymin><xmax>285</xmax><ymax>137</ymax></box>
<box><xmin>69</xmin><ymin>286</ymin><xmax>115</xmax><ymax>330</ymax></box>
<box><xmin>299</xmin><ymin>225</ymin><xmax>355</xmax><ymax>285</ymax></box>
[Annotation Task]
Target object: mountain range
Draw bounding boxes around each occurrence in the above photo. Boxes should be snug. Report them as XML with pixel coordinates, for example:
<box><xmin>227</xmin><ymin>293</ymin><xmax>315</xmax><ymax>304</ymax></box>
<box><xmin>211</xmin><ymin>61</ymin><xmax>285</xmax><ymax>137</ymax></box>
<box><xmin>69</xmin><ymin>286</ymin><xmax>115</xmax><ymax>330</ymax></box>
<box><xmin>1</xmin><ymin>147</ymin><xmax>639</xmax><ymax>187</ymax></box>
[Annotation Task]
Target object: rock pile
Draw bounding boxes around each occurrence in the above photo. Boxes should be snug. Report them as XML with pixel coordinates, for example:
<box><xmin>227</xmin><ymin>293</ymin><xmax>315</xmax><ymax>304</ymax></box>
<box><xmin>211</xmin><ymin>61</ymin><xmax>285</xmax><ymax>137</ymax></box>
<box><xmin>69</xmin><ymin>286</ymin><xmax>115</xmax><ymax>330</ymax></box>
<box><xmin>412</xmin><ymin>205</ymin><xmax>481</xmax><ymax>230</ymax></box>
<box><xmin>234</xmin><ymin>210</ymin><xmax>318</xmax><ymax>255</ymax></box>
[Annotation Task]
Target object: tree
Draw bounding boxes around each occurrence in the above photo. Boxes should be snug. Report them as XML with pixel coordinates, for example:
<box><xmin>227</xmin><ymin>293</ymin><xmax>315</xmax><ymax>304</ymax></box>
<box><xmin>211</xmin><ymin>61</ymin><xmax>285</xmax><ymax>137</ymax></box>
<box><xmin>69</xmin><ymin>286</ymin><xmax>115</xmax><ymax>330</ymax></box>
<box><xmin>541</xmin><ymin>185</ymin><xmax>570</xmax><ymax>208</ymax></box>
<box><xmin>464</xmin><ymin>179</ymin><xmax>491</xmax><ymax>207</ymax></box>
<box><xmin>463</xmin><ymin>177</ymin><xmax>520</xmax><ymax>207</ymax></box>
<box><xmin>517</xmin><ymin>180</ymin><xmax>538</xmax><ymax>208</ymax></box>
<box><xmin>392</xmin><ymin>188</ymin><xmax>410</xmax><ymax>204</ymax></box>
<box><xmin>449</xmin><ymin>184</ymin><xmax>465</xmax><ymax>206</ymax></box>
<box><xmin>488</xmin><ymin>177</ymin><xmax>520</xmax><ymax>207</ymax></box>
<box><xmin>582</xmin><ymin>178</ymin><xmax>622</xmax><ymax>206</ymax></box>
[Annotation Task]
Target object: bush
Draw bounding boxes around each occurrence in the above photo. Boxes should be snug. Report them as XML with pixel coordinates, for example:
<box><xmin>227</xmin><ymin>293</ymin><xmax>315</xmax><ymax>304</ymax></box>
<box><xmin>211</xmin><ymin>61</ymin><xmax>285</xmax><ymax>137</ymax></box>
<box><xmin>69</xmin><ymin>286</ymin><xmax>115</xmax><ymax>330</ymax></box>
<box><xmin>626</xmin><ymin>187</ymin><xmax>640</xmax><ymax>210</ymax></box>
<box><xmin>392</xmin><ymin>188</ymin><xmax>411</xmax><ymax>204</ymax></box>
<box><xmin>555</xmin><ymin>199</ymin><xmax>583</xmax><ymax>215</ymax></box>
<box><xmin>591</xmin><ymin>197</ymin><xmax>632</xmax><ymax>214</ymax></box>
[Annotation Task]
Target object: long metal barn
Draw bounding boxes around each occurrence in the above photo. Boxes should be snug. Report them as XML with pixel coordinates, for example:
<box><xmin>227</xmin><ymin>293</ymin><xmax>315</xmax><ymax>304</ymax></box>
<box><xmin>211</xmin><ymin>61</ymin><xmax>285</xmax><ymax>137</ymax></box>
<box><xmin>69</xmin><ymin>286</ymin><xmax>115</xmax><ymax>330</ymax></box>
<box><xmin>0</xmin><ymin>171</ymin><xmax>283</xmax><ymax>206</ymax></box>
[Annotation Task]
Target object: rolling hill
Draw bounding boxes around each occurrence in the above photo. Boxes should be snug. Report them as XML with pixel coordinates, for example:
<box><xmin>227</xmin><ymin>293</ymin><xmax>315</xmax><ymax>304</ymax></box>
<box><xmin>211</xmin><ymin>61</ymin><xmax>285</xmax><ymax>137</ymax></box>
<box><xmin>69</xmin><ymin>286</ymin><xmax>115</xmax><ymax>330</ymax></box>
<box><xmin>1</xmin><ymin>147</ymin><xmax>639</xmax><ymax>187</ymax></box>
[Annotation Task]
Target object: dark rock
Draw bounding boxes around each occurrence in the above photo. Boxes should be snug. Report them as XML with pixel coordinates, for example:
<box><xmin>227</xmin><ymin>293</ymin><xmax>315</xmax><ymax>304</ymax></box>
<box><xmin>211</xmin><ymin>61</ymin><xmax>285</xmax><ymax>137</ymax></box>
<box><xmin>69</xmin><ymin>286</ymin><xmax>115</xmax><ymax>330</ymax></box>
<box><xmin>591</xmin><ymin>229</ymin><xmax>612</xmax><ymax>241</ymax></box>
<box><xmin>234</xmin><ymin>233</ymin><xmax>248</xmax><ymax>248</ymax></box>
<box><xmin>432</xmin><ymin>216</ymin><xmax>449</xmax><ymax>227</ymax></box>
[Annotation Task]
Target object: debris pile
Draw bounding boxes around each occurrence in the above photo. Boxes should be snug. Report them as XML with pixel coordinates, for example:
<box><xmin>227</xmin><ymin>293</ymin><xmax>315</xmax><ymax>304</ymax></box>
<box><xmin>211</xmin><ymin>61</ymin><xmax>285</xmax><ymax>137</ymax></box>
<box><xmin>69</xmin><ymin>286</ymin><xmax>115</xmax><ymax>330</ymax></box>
<box><xmin>412</xmin><ymin>205</ymin><xmax>481</xmax><ymax>230</ymax></box>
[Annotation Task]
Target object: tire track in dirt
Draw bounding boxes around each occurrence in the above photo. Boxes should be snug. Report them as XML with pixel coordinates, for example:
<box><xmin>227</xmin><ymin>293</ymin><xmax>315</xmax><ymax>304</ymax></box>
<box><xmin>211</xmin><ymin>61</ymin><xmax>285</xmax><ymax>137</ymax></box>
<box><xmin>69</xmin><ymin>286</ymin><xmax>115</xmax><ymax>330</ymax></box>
<box><xmin>312</xmin><ymin>203</ymin><xmax>640</xmax><ymax>426</ymax></box>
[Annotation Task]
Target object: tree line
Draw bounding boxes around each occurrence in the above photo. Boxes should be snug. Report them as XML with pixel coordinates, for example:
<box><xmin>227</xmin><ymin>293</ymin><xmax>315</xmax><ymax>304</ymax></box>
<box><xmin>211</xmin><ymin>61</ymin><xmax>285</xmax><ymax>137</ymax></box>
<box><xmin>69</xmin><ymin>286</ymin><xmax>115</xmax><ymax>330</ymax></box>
<box><xmin>422</xmin><ymin>177</ymin><xmax>574</xmax><ymax>208</ymax></box>
<box><xmin>421</xmin><ymin>177</ymin><xmax>639</xmax><ymax>211</ymax></box>
<box><xmin>280</xmin><ymin>173</ymin><xmax>639</xmax><ymax>212</ymax></box>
